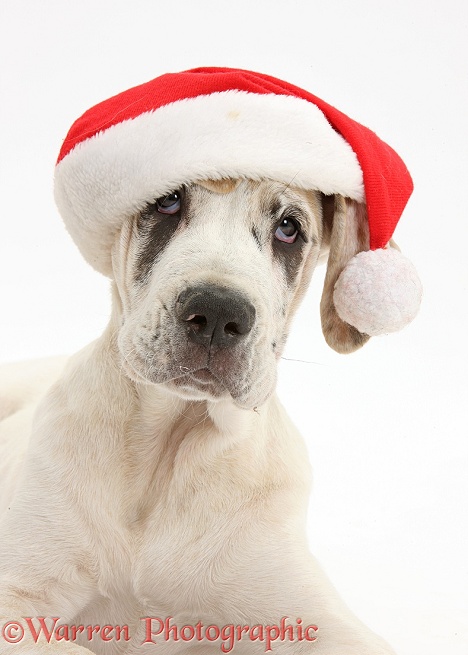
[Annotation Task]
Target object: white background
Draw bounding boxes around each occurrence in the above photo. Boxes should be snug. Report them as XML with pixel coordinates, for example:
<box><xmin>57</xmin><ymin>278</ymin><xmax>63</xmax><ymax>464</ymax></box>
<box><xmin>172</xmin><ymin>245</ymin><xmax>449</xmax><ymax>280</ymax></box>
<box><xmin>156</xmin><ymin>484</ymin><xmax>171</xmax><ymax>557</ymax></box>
<box><xmin>1</xmin><ymin>1</ymin><xmax>467</xmax><ymax>653</ymax></box>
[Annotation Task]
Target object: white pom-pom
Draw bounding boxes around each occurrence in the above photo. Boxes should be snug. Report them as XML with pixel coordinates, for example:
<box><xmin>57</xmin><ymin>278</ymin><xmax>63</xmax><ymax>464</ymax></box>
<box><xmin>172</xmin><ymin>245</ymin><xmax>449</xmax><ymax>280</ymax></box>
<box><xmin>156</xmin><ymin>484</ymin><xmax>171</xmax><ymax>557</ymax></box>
<box><xmin>333</xmin><ymin>248</ymin><xmax>422</xmax><ymax>336</ymax></box>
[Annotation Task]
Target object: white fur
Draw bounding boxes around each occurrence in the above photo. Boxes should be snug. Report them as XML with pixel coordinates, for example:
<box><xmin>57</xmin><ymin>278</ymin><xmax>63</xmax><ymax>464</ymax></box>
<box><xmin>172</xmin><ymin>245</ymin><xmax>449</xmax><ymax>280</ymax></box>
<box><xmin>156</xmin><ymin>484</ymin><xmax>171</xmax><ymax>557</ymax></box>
<box><xmin>0</xmin><ymin>182</ymin><xmax>397</xmax><ymax>655</ymax></box>
<box><xmin>54</xmin><ymin>91</ymin><xmax>364</xmax><ymax>276</ymax></box>
<box><xmin>333</xmin><ymin>248</ymin><xmax>423</xmax><ymax>336</ymax></box>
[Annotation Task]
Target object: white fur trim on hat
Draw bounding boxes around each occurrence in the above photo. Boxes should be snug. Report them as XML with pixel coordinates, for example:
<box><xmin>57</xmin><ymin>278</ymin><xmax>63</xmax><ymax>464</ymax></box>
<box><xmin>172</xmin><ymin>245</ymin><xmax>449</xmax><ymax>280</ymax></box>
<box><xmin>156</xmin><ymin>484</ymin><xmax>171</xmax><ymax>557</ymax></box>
<box><xmin>54</xmin><ymin>91</ymin><xmax>364</xmax><ymax>276</ymax></box>
<box><xmin>333</xmin><ymin>248</ymin><xmax>423</xmax><ymax>336</ymax></box>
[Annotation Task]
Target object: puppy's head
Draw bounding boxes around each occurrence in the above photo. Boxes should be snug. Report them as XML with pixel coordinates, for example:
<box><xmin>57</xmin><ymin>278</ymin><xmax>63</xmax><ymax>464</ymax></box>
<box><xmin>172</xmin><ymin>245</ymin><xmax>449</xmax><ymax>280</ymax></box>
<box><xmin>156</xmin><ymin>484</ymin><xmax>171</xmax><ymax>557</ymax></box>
<box><xmin>55</xmin><ymin>73</ymin><xmax>421</xmax><ymax>393</ymax></box>
<box><xmin>111</xmin><ymin>179</ymin><xmax>339</xmax><ymax>409</ymax></box>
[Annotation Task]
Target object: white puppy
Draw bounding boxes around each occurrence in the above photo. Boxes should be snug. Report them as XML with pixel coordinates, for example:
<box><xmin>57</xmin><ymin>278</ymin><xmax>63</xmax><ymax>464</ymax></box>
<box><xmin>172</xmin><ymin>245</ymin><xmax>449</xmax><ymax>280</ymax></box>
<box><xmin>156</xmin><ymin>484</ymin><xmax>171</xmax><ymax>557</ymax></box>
<box><xmin>0</xmin><ymin>179</ymin><xmax>399</xmax><ymax>654</ymax></box>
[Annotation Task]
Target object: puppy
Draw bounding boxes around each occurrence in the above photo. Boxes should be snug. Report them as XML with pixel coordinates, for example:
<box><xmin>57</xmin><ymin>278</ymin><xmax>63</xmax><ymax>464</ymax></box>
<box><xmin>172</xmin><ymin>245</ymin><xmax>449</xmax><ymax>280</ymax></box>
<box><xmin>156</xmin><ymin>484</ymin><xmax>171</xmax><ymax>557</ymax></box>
<box><xmin>0</xmin><ymin>179</ymin><xmax>397</xmax><ymax>654</ymax></box>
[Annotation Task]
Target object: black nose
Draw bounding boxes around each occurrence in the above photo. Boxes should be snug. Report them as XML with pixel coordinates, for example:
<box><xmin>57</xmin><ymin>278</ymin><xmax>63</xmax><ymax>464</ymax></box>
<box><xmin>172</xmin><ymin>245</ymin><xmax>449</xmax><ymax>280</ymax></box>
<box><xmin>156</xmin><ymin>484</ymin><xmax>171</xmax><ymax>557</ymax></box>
<box><xmin>176</xmin><ymin>284</ymin><xmax>256</xmax><ymax>348</ymax></box>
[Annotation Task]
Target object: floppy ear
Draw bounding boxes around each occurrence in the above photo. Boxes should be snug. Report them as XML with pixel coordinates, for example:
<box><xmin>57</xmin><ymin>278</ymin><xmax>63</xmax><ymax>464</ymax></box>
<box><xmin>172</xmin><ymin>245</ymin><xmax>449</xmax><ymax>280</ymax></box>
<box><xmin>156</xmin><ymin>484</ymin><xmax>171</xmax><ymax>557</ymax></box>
<box><xmin>320</xmin><ymin>195</ymin><xmax>371</xmax><ymax>354</ymax></box>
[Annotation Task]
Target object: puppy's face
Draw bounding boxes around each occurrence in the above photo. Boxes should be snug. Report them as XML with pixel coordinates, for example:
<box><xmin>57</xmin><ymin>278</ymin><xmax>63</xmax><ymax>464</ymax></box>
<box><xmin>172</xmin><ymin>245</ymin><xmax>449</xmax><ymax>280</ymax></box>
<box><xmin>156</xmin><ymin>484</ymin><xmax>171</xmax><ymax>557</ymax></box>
<box><xmin>112</xmin><ymin>179</ymin><xmax>323</xmax><ymax>409</ymax></box>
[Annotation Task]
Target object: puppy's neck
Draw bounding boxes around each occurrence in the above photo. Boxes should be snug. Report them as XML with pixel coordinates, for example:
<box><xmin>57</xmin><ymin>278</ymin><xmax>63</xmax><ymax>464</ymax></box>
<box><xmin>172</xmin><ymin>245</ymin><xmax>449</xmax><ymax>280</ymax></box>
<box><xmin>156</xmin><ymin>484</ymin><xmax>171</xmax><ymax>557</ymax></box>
<box><xmin>110</xmin><ymin>346</ymin><xmax>269</xmax><ymax>524</ymax></box>
<box><xmin>129</xmin><ymin>378</ymin><xmax>259</xmax><ymax>472</ymax></box>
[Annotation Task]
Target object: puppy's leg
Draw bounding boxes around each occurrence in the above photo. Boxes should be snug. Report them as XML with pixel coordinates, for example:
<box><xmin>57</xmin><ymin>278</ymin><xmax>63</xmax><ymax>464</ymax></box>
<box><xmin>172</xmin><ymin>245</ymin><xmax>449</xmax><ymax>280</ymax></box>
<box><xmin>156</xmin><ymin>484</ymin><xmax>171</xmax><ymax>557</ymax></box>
<box><xmin>0</xmin><ymin>597</ymin><xmax>94</xmax><ymax>655</ymax></box>
<box><xmin>0</xmin><ymin>514</ymin><xmax>98</xmax><ymax>655</ymax></box>
<box><xmin>238</xmin><ymin>565</ymin><xmax>396</xmax><ymax>655</ymax></box>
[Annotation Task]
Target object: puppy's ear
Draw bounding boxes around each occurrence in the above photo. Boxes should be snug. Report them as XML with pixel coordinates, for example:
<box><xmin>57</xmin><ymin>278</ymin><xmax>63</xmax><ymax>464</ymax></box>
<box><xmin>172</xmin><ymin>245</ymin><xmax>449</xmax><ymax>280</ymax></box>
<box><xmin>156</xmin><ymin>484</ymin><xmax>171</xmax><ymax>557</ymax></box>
<box><xmin>320</xmin><ymin>195</ymin><xmax>371</xmax><ymax>354</ymax></box>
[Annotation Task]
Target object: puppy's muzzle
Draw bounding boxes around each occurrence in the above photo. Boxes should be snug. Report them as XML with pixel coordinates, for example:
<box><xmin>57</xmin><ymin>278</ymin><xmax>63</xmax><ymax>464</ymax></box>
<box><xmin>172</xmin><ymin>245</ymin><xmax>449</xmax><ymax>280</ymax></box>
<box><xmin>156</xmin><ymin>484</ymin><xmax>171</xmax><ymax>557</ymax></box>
<box><xmin>176</xmin><ymin>284</ymin><xmax>256</xmax><ymax>349</ymax></box>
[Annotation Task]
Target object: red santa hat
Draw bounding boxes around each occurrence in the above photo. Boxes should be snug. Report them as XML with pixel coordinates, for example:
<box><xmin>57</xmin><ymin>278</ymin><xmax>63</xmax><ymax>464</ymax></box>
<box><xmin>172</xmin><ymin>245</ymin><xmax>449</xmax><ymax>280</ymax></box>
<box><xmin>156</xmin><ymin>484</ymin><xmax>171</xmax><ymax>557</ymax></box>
<box><xmin>54</xmin><ymin>66</ymin><xmax>422</xmax><ymax>338</ymax></box>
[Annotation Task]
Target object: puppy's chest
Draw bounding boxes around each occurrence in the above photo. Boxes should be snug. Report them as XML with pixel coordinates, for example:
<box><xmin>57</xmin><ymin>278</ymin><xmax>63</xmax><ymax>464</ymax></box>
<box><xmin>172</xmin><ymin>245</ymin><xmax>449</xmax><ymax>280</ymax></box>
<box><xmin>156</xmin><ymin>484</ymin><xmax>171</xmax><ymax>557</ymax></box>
<box><xmin>131</xmin><ymin>482</ymin><xmax>249</xmax><ymax>613</ymax></box>
<box><xmin>98</xmin><ymin>425</ymin><xmax>274</xmax><ymax>617</ymax></box>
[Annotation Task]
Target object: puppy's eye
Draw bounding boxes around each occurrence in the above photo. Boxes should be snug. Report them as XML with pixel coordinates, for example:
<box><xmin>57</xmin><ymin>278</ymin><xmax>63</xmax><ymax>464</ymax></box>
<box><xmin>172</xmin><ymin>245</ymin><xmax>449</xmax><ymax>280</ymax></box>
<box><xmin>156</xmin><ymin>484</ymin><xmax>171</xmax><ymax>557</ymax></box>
<box><xmin>275</xmin><ymin>216</ymin><xmax>299</xmax><ymax>244</ymax></box>
<box><xmin>156</xmin><ymin>191</ymin><xmax>181</xmax><ymax>215</ymax></box>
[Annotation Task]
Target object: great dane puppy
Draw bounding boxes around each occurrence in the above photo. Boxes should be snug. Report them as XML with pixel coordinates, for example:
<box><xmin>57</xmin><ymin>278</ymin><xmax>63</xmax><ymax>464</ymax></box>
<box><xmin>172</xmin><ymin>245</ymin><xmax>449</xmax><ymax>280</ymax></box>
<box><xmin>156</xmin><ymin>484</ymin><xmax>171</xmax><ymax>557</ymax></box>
<box><xmin>0</xmin><ymin>179</ymin><xmax>396</xmax><ymax>654</ymax></box>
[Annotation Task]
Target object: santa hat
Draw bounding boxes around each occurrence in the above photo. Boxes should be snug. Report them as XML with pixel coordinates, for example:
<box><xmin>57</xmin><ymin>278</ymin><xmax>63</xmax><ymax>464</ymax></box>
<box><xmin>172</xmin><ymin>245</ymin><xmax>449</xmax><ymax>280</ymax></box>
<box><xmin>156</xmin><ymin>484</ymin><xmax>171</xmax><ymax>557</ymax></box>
<box><xmin>54</xmin><ymin>66</ymin><xmax>422</xmax><ymax>338</ymax></box>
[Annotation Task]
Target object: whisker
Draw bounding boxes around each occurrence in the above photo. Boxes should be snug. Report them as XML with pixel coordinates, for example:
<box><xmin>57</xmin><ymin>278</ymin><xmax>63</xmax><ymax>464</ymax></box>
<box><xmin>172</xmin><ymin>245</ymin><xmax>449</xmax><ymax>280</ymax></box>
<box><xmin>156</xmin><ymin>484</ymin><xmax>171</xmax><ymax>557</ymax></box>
<box><xmin>280</xmin><ymin>356</ymin><xmax>328</xmax><ymax>366</ymax></box>
<box><xmin>280</xmin><ymin>172</ymin><xmax>300</xmax><ymax>194</ymax></box>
